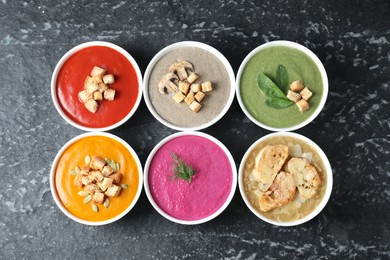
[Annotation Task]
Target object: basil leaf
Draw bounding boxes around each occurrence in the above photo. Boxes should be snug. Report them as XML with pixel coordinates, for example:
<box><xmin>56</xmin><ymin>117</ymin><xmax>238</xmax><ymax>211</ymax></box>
<box><xmin>266</xmin><ymin>98</ymin><xmax>294</xmax><ymax>109</ymax></box>
<box><xmin>256</xmin><ymin>73</ymin><xmax>286</xmax><ymax>99</ymax></box>
<box><xmin>275</xmin><ymin>64</ymin><xmax>289</xmax><ymax>93</ymax></box>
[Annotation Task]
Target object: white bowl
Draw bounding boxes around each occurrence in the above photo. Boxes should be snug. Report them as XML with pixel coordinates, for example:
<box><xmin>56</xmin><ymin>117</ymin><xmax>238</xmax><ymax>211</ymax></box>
<box><xmin>236</xmin><ymin>40</ymin><xmax>328</xmax><ymax>132</ymax></box>
<box><xmin>51</xmin><ymin>41</ymin><xmax>143</xmax><ymax>131</ymax></box>
<box><xmin>144</xmin><ymin>131</ymin><xmax>237</xmax><ymax>225</ymax></box>
<box><xmin>50</xmin><ymin>132</ymin><xmax>143</xmax><ymax>226</ymax></box>
<box><xmin>143</xmin><ymin>41</ymin><xmax>236</xmax><ymax>131</ymax></box>
<box><xmin>238</xmin><ymin>132</ymin><xmax>333</xmax><ymax>226</ymax></box>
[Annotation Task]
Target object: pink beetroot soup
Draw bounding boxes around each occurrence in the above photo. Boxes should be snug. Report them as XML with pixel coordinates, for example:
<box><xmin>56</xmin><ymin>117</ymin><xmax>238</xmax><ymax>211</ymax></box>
<box><xmin>148</xmin><ymin>135</ymin><xmax>233</xmax><ymax>221</ymax></box>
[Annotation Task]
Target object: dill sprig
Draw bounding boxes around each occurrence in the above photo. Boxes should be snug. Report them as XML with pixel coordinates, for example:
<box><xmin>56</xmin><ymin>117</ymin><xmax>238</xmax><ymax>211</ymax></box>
<box><xmin>171</xmin><ymin>153</ymin><xmax>196</xmax><ymax>183</ymax></box>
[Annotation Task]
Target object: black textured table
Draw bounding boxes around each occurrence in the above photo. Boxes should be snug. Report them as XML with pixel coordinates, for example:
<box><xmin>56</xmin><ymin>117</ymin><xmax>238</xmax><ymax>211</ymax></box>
<box><xmin>1</xmin><ymin>1</ymin><xmax>389</xmax><ymax>259</ymax></box>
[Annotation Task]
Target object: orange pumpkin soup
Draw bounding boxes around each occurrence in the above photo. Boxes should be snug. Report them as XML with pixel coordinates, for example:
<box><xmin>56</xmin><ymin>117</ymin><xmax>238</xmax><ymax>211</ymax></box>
<box><xmin>54</xmin><ymin>136</ymin><xmax>140</xmax><ymax>221</ymax></box>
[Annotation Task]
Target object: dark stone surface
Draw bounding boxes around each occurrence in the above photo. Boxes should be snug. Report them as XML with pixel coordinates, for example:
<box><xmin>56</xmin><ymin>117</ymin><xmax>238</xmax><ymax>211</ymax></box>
<box><xmin>0</xmin><ymin>0</ymin><xmax>389</xmax><ymax>259</ymax></box>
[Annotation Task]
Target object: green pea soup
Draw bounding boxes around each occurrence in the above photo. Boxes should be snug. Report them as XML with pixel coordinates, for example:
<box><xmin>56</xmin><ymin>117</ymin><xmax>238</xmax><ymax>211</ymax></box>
<box><xmin>239</xmin><ymin>45</ymin><xmax>324</xmax><ymax>129</ymax></box>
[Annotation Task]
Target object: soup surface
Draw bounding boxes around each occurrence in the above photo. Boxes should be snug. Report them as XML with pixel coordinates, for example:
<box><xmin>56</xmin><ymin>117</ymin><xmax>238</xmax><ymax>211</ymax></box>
<box><xmin>242</xmin><ymin>136</ymin><xmax>327</xmax><ymax>222</ymax></box>
<box><xmin>148</xmin><ymin>135</ymin><xmax>233</xmax><ymax>221</ymax></box>
<box><xmin>55</xmin><ymin>136</ymin><xmax>140</xmax><ymax>221</ymax></box>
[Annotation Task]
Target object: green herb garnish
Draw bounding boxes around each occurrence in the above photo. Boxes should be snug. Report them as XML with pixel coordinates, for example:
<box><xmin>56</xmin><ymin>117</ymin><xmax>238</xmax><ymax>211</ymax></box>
<box><xmin>275</xmin><ymin>64</ymin><xmax>289</xmax><ymax>93</ymax></box>
<box><xmin>256</xmin><ymin>64</ymin><xmax>293</xmax><ymax>109</ymax></box>
<box><xmin>171</xmin><ymin>153</ymin><xmax>196</xmax><ymax>183</ymax></box>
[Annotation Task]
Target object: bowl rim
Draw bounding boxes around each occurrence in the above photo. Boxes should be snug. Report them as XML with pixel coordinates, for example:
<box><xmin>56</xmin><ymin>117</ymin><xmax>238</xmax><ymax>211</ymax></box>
<box><xmin>238</xmin><ymin>131</ymin><xmax>333</xmax><ymax>226</ymax></box>
<box><xmin>236</xmin><ymin>40</ymin><xmax>329</xmax><ymax>132</ymax></box>
<box><xmin>51</xmin><ymin>41</ymin><xmax>143</xmax><ymax>132</ymax></box>
<box><xmin>50</xmin><ymin>132</ymin><xmax>144</xmax><ymax>226</ymax></box>
<box><xmin>144</xmin><ymin>131</ymin><xmax>237</xmax><ymax>225</ymax></box>
<box><xmin>142</xmin><ymin>40</ymin><xmax>236</xmax><ymax>131</ymax></box>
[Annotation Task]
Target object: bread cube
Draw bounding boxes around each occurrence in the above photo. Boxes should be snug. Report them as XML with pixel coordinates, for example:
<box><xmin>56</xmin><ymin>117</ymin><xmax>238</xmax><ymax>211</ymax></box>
<box><xmin>179</xmin><ymin>81</ymin><xmax>190</xmax><ymax>95</ymax></box>
<box><xmin>201</xmin><ymin>81</ymin><xmax>213</xmax><ymax>92</ymax></box>
<box><xmin>84</xmin><ymin>99</ymin><xmax>98</xmax><ymax>113</ymax></box>
<box><xmin>81</xmin><ymin>175</ymin><xmax>95</xmax><ymax>186</ymax></box>
<box><xmin>172</xmin><ymin>91</ymin><xmax>186</xmax><ymax>103</ymax></box>
<box><xmin>189</xmin><ymin>101</ymin><xmax>202</xmax><ymax>113</ymax></box>
<box><xmin>101</xmin><ymin>165</ymin><xmax>114</xmax><ymax>177</ymax></box>
<box><xmin>104</xmin><ymin>89</ymin><xmax>116</xmax><ymax>101</ymax></box>
<box><xmin>91</xmin><ymin>66</ymin><xmax>106</xmax><ymax>77</ymax></box>
<box><xmin>296</xmin><ymin>99</ymin><xmax>310</xmax><ymax>113</ymax></box>
<box><xmin>92</xmin><ymin>192</ymin><xmax>105</xmax><ymax>204</ymax></box>
<box><xmin>290</xmin><ymin>80</ymin><xmax>304</xmax><ymax>92</ymax></box>
<box><xmin>90</xmin><ymin>157</ymin><xmax>106</xmax><ymax>171</ymax></box>
<box><xmin>97</xmin><ymin>83</ymin><xmax>108</xmax><ymax>93</ymax></box>
<box><xmin>187</xmin><ymin>73</ymin><xmax>199</xmax><ymax>84</ymax></box>
<box><xmin>190</xmin><ymin>83</ymin><xmax>201</xmax><ymax>93</ymax></box>
<box><xmin>84</xmin><ymin>183</ymin><xmax>100</xmax><ymax>194</ymax></box>
<box><xmin>98</xmin><ymin>178</ymin><xmax>114</xmax><ymax>192</ymax></box>
<box><xmin>103</xmin><ymin>74</ymin><xmax>115</xmax><ymax>84</ymax></box>
<box><xmin>194</xmin><ymin>91</ymin><xmax>205</xmax><ymax>102</ymax></box>
<box><xmin>91</xmin><ymin>170</ymin><xmax>104</xmax><ymax>182</ymax></box>
<box><xmin>85</xmin><ymin>82</ymin><xmax>99</xmax><ymax>95</ymax></box>
<box><xmin>300</xmin><ymin>87</ymin><xmax>313</xmax><ymax>101</ymax></box>
<box><xmin>287</xmin><ymin>90</ymin><xmax>301</xmax><ymax>103</ymax></box>
<box><xmin>184</xmin><ymin>92</ymin><xmax>195</xmax><ymax>105</ymax></box>
<box><xmin>93</xmin><ymin>91</ymin><xmax>103</xmax><ymax>101</ymax></box>
<box><xmin>105</xmin><ymin>185</ymin><xmax>122</xmax><ymax>197</ymax></box>
<box><xmin>80</xmin><ymin>167</ymin><xmax>90</xmax><ymax>176</ymax></box>
<box><xmin>109</xmin><ymin>172</ymin><xmax>122</xmax><ymax>184</ymax></box>
<box><xmin>73</xmin><ymin>174</ymin><xmax>83</xmax><ymax>188</ymax></box>
<box><xmin>78</xmin><ymin>90</ymin><xmax>91</xmax><ymax>103</ymax></box>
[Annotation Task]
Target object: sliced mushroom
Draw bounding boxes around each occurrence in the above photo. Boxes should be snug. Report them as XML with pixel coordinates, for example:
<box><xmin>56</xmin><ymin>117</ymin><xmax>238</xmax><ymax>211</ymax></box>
<box><xmin>169</xmin><ymin>61</ymin><xmax>194</xmax><ymax>81</ymax></box>
<box><xmin>158</xmin><ymin>72</ymin><xmax>179</xmax><ymax>94</ymax></box>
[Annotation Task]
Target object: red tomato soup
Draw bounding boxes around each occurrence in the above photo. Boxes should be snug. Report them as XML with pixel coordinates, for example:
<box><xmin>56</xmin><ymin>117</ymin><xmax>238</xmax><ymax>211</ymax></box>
<box><xmin>56</xmin><ymin>46</ymin><xmax>139</xmax><ymax>128</ymax></box>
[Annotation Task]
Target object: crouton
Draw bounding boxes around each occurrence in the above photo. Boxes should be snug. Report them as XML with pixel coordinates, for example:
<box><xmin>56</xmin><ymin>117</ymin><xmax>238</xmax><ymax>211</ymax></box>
<box><xmin>98</xmin><ymin>178</ymin><xmax>114</xmax><ymax>192</ymax></box>
<box><xmin>190</xmin><ymin>83</ymin><xmax>201</xmax><ymax>93</ymax></box>
<box><xmin>187</xmin><ymin>73</ymin><xmax>199</xmax><ymax>84</ymax></box>
<box><xmin>85</xmin><ymin>99</ymin><xmax>98</xmax><ymax>113</ymax></box>
<box><xmin>179</xmin><ymin>81</ymin><xmax>190</xmax><ymax>95</ymax></box>
<box><xmin>105</xmin><ymin>185</ymin><xmax>122</xmax><ymax>197</ymax></box>
<box><xmin>92</xmin><ymin>192</ymin><xmax>105</xmax><ymax>204</ymax></box>
<box><xmin>287</xmin><ymin>90</ymin><xmax>301</xmax><ymax>103</ymax></box>
<box><xmin>287</xmin><ymin>157</ymin><xmax>321</xmax><ymax>199</ymax></box>
<box><xmin>103</xmin><ymin>74</ymin><xmax>115</xmax><ymax>84</ymax></box>
<box><xmin>101</xmin><ymin>165</ymin><xmax>114</xmax><ymax>177</ymax></box>
<box><xmin>189</xmin><ymin>101</ymin><xmax>202</xmax><ymax>113</ymax></box>
<box><xmin>93</xmin><ymin>91</ymin><xmax>103</xmax><ymax>101</ymax></box>
<box><xmin>184</xmin><ymin>92</ymin><xmax>195</xmax><ymax>105</ymax></box>
<box><xmin>201</xmin><ymin>81</ymin><xmax>213</xmax><ymax>92</ymax></box>
<box><xmin>90</xmin><ymin>157</ymin><xmax>106</xmax><ymax>171</ymax></box>
<box><xmin>73</xmin><ymin>174</ymin><xmax>83</xmax><ymax>188</ymax></box>
<box><xmin>84</xmin><ymin>183</ymin><xmax>100</xmax><ymax>194</ymax></box>
<box><xmin>259</xmin><ymin>171</ymin><xmax>296</xmax><ymax>212</ymax></box>
<box><xmin>253</xmin><ymin>145</ymin><xmax>289</xmax><ymax>192</ymax></box>
<box><xmin>109</xmin><ymin>172</ymin><xmax>122</xmax><ymax>184</ymax></box>
<box><xmin>91</xmin><ymin>66</ymin><xmax>106</xmax><ymax>77</ymax></box>
<box><xmin>296</xmin><ymin>99</ymin><xmax>309</xmax><ymax>113</ymax></box>
<box><xmin>90</xmin><ymin>171</ymin><xmax>104</xmax><ymax>182</ymax></box>
<box><xmin>290</xmin><ymin>80</ymin><xmax>304</xmax><ymax>92</ymax></box>
<box><xmin>300</xmin><ymin>87</ymin><xmax>313</xmax><ymax>101</ymax></box>
<box><xmin>80</xmin><ymin>167</ymin><xmax>90</xmax><ymax>176</ymax></box>
<box><xmin>78</xmin><ymin>90</ymin><xmax>91</xmax><ymax>103</ymax></box>
<box><xmin>97</xmin><ymin>83</ymin><xmax>108</xmax><ymax>93</ymax></box>
<box><xmin>104</xmin><ymin>89</ymin><xmax>116</xmax><ymax>101</ymax></box>
<box><xmin>172</xmin><ymin>91</ymin><xmax>186</xmax><ymax>103</ymax></box>
<box><xmin>85</xmin><ymin>83</ymin><xmax>99</xmax><ymax>95</ymax></box>
<box><xmin>81</xmin><ymin>175</ymin><xmax>95</xmax><ymax>186</ymax></box>
<box><xmin>194</xmin><ymin>91</ymin><xmax>205</xmax><ymax>102</ymax></box>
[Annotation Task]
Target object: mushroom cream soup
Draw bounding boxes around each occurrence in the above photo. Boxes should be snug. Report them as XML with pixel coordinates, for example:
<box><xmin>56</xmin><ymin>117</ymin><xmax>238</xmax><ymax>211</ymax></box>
<box><xmin>148</xmin><ymin>47</ymin><xmax>231</xmax><ymax>128</ymax></box>
<box><xmin>242</xmin><ymin>136</ymin><xmax>327</xmax><ymax>222</ymax></box>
